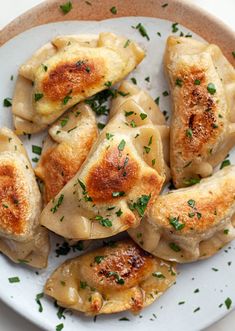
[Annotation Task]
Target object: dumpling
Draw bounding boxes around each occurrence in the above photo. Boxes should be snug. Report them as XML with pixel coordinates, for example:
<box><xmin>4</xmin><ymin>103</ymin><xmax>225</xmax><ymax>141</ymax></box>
<box><xmin>164</xmin><ymin>36</ymin><xmax>235</xmax><ymax>188</ymax></box>
<box><xmin>12</xmin><ymin>33</ymin><xmax>145</xmax><ymax>134</ymax></box>
<box><xmin>39</xmin><ymin>92</ymin><xmax>166</xmax><ymax>240</ymax></box>
<box><xmin>0</xmin><ymin>127</ymin><xmax>49</xmax><ymax>268</ymax></box>
<box><xmin>110</xmin><ymin>81</ymin><xmax>170</xmax><ymax>177</ymax></box>
<box><xmin>35</xmin><ymin>103</ymin><xmax>98</xmax><ymax>203</ymax></box>
<box><xmin>129</xmin><ymin>166</ymin><xmax>235</xmax><ymax>263</ymax></box>
<box><xmin>44</xmin><ymin>239</ymin><xmax>176</xmax><ymax>315</ymax></box>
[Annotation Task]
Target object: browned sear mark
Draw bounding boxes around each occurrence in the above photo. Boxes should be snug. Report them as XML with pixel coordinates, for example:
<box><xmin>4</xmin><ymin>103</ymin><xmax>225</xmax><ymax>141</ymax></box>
<box><xmin>42</xmin><ymin>59</ymin><xmax>105</xmax><ymax>101</ymax></box>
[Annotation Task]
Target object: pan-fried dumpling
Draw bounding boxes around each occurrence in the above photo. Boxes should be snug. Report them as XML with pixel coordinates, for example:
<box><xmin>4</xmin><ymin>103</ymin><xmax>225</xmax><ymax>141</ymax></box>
<box><xmin>129</xmin><ymin>166</ymin><xmax>235</xmax><ymax>263</ymax></box>
<box><xmin>44</xmin><ymin>239</ymin><xmax>176</xmax><ymax>315</ymax></box>
<box><xmin>35</xmin><ymin>103</ymin><xmax>98</xmax><ymax>203</ymax></box>
<box><xmin>12</xmin><ymin>33</ymin><xmax>145</xmax><ymax>134</ymax></box>
<box><xmin>164</xmin><ymin>36</ymin><xmax>235</xmax><ymax>188</ymax></box>
<box><xmin>40</xmin><ymin>94</ymin><xmax>166</xmax><ymax>240</ymax></box>
<box><xmin>0</xmin><ymin>127</ymin><xmax>49</xmax><ymax>268</ymax></box>
<box><xmin>111</xmin><ymin>81</ymin><xmax>170</xmax><ymax>175</ymax></box>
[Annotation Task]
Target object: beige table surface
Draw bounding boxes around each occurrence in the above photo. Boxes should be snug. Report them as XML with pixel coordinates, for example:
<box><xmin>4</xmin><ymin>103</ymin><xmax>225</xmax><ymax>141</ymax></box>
<box><xmin>0</xmin><ymin>1</ymin><xmax>234</xmax><ymax>330</ymax></box>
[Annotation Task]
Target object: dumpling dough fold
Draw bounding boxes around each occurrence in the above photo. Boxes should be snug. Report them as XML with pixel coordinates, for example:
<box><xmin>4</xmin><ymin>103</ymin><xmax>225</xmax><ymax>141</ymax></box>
<box><xmin>164</xmin><ymin>36</ymin><xmax>235</xmax><ymax>188</ymax></box>
<box><xmin>35</xmin><ymin>103</ymin><xmax>98</xmax><ymax>204</ymax></box>
<box><xmin>45</xmin><ymin>239</ymin><xmax>176</xmax><ymax>315</ymax></box>
<box><xmin>129</xmin><ymin>166</ymin><xmax>235</xmax><ymax>263</ymax></box>
<box><xmin>39</xmin><ymin>86</ymin><xmax>166</xmax><ymax>240</ymax></box>
<box><xmin>0</xmin><ymin>128</ymin><xmax>49</xmax><ymax>268</ymax></box>
<box><xmin>12</xmin><ymin>33</ymin><xmax>145</xmax><ymax>133</ymax></box>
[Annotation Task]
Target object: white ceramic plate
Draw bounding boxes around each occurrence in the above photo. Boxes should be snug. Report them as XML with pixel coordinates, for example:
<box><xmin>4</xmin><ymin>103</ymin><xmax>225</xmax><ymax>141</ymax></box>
<box><xmin>0</xmin><ymin>17</ymin><xmax>234</xmax><ymax>331</ymax></box>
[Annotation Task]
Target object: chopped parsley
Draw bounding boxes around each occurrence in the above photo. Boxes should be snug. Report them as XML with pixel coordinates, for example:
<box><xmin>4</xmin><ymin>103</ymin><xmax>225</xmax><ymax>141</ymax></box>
<box><xmin>63</xmin><ymin>94</ymin><xmax>72</xmax><ymax>105</ymax></box>
<box><xmin>60</xmin><ymin>1</ymin><xmax>72</xmax><ymax>14</ymax></box>
<box><xmin>225</xmin><ymin>296</ymin><xmax>232</xmax><ymax>309</ymax></box>
<box><xmin>106</xmin><ymin>133</ymin><xmax>114</xmax><ymax>140</ymax></box>
<box><xmin>178</xmin><ymin>301</ymin><xmax>185</xmax><ymax>305</ymax></box>
<box><xmin>162</xmin><ymin>90</ymin><xmax>169</xmax><ymax>96</ymax></box>
<box><xmin>175</xmin><ymin>78</ymin><xmax>183</xmax><ymax>87</ymax></box>
<box><xmin>169</xmin><ymin>242</ymin><xmax>181</xmax><ymax>252</ymax></box>
<box><xmin>8</xmin><ymin>277</ymin><xmax>20</xmax><ymax>283</ymax></box>
<box><xmin>34</xmin><ymin>93</ymin><xmax>43</xmax><ymax>102</ymax></box>
<box><xmin>60</xmin><ymin>117</ymin><xmax>68</xmax><ymax>127</ymax></box>
<box><xmin>155</xmin><ymin>96</ymin><xmax>160</xmax><ymax>105</ymax></box>
<box><xmin>42</xmin><ymin>64</ymin><xmax>48</xmax><ymax>72</ymax></box>
<box><xmin>207</xmin><ymin>83</ymin><xmax>216</xmax><ymax>95</ymax></box>
<box><xmin>131</xmin><ymin>77</ymin><xmax>137</xmax><ymax>85</ymax></box>
<box><xmin>76</xmin><ymin>179</ymin><xmax>93</xmax><ymax>202</ymax></box>
<box><xmin>194</xmin><ymin>79</ymin><xmax>201</xmax><ymax>85</ymax></box>
<box><xmin>3</xmin><ymin>97</ymin><xmax>12</xmax><ymax>107</ymax></box>
<box><xmin>97</xmin><ymin>122</ymin><xmax>105</xmax><ymax>129</ymax></box>
<box><xmin>187</xmin><ymin>199</ymin><xmax>196</xmax><ymax>208</ymax></box>
<box><xmin>80</xmin><ymin>281</ymin><xmax>88</xmax><ymax>289</ymax></box>
<box><xmin>85</xmin><ymin>90</ymin><xmax>112</xmax><ymax>115</ymax></box>
<box><xmin>32</xmin><ymin>145</ymin><xmax>42</xmax><ymax>155</ymax></box>
<box><xmin>119</xmin><ymin>317</ymin><xmax>130</xmax><ymax>321</ymax></box>
<box><xmin>152</xmin><ymin>272</ymin><xmax>165</xmax><ymax>279</ymax></box>
<box><xmin>118</xmin><ymin>139</ymin><xmax>126</xmax><ymax>151</ymax></box>
<box><xmin>169</xmin><ymin>216</ymin><xmax>185</xmax><ymax>230</ymax></box>
<box><xmin>116</xmin><ymin>209</ymin><xmax>123</xmax><ymax>217</ymax></box>
<box><xmin>130</xmin><ymin>120</ymin><xmax>136</xmax><ymax>127</ymax></box>
<box><xmin>162</xmin><ymin>3</ymin><xmax>168</xmax><ymax>8</ymax></box>
<box><xmin>212</xmin><ymin>267</ymin><xmax>218</xmax><ymax>272</ymax></box>
<box><xmin>152</xmin><ymin>159</ymin><xmax>156</xmax><ymax>166</ymax></box>
<box><xmin>55</xmin><ymin>241</ymin><xmax>84</xmax><ymax>257</ymax></box>
<box><xmin>56</xmin><ymin>324</ymin><xmax>64</xmax><ymax>331</ymax></box>
<box><xmin>129</xmin><ymin>194</ymin><xmax>151</xmax><ymax>217</ymax></box>
<box><xmin>95</xmin><ymin>215</ymin><xmax>112</xmax><ymax>227</ymax></box>
<box><xmin>124</xmin><ymin>39</ymin><xmax>131</xmax><ymax>48</ymax></box>
<box><xmin>194</xmin><ymin>288</ymin><xmax>199</xmax><ymax>293</ymax></box>
<box><xmin>220</xmin><ymin>159</ymin><xmax>231</xmax><ymax>169</ymax></box>
<box><xmin>35</xmin><ymin>293</ymin><xmax>44</xmax><ymax>312</ymax></box>
<box><xmin>224</xmin><ymin>229</ymin><xmax>229</xmax><ymax>235</ymax></box>
<box><xmin>186</xmin><ymin>128</ymin><xmax>193</xmax><ymax>138</ymax></box>
<box><xmin>107</xmin><ymin>271</ymin><xmax>125</xmax><ymax>285</ymax></box>
<box><xmin>144</xmin><ymin>146</ymin><xmax>151</xmax><ymax>154</ymax></box>
<box><xmin>110</xmin><ymin>6</ymin><xmax>117</xmax><ymax>14</ymax></box>
<box><xmin>125</xmin><ymin>111</ymin><xmax>134</xmax><ymax>117</ymax></box>
<box><xmin>32</xmin><ymin>157</ymin><xmax>39</xmax><ymax>163</ymax></box>
<box><xmin>172</xmin><ymin>22</ymin><xmax>179</xmax><ymax>33</ymax></box>
<box><xmin>133</xmin><ymin>23</ymin><xmax>150</xmax><ymax>41</ymax></box>
<box><xmin>94</xmin><ymin>256</ymin><xmax>105</xmax><ymax>264</ymax></box>
<box><xmin>145</xmin><ymin>76</ymin><xmax>150</xmax><ymax>82</ymax></box>
<box><xmin>183</xmin><ymin>178</ymin><xmax>200</xmax><ymax>186</ymax></box>
<box><xmin>50</xmin><ymin>194</ymin><xmax>64</xmax><ymax>213</ymax></box>
<box><xmin>232</xmin><ymin>51</ymin><xmax>235</xmax><ymax>58</ymax></box>
<box><xmin>193</xmin><ymin>307</ymin><xmax>200</xmax><ymax>313</ymax></box>
<box><xmin>140</xmin><ymin>113</ymin><xmax>147</xmax><ymax>120</ymax></box>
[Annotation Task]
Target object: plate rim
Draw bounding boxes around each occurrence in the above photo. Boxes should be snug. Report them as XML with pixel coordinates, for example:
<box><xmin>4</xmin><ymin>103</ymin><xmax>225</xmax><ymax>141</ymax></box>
<box><xmin>0</xmin><ymin>0</ymin><xmax>235</xmax><ymax>330</ymax></box>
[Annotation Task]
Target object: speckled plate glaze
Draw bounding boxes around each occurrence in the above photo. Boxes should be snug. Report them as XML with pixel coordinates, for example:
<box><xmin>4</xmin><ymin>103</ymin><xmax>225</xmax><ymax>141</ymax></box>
<box><xmin>0</xmin><ymin>1</ymin><xmax>235</xmax><ymax>331</ymax></box>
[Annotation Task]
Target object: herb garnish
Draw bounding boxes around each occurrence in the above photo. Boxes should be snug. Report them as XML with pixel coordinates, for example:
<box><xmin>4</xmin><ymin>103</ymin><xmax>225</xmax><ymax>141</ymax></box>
<box><xmin>162</xmin><ymin>90</ymin><xmax>169</xmax><ymax>96</ymax></box>
<box><xmin>169</xmin><ymin>242</ymin><xmax>181</xmax><ymax>252</ymax></box>
<box><xmin>162</xmin><ymin>3</ymin><xmax>168</xmax><ymax>8</ymax></box>
<box><xmin>80</xmin><ymin>281</ymin><xmax>88</xmax><ymax>289</ymax></box>
<box><xmin>94</xmin><ymin>256</ymin><xmax>105</xmax><ymax>264</ymax></box>
<box><xmin>187</xmin><ymin>199</ymin><xmax>196</xmax><ymax>208</ymax></box>
<box><xmin>140</xmin><ymin>113</ymin><xmax>147</xmax><ymax>120</ymax></box>
<box><xmin>119</xmin><ymin>317</ymin><xmax>130</xmax><ymax>321</ymax></box>
<box><xmin>118</xmin><ymin>139</ymin><xmax>126</xmax><ymax>151</ymax></box>
<box><xmin>110</xmin><ymin>6</ymin><xmax>117</xmax><ymax>14</ymax></box>
<box><xmin>133</xmin><ymin>23</ymin><xmax>150</xmax><ymax>41</ymax></box>
<box><xmin>107</xmin><ymin>271</ymin><xmax>125</xmax><ymax>285</ymax></box>
<box><xmin>8</xmin><ymin>277</ymin><xmax>20</xmax><ymax>283</ymax></box>
<box><xmin>220</xmin><ymin>159</ymin><xmax>231</xmax><ymax>169</ymax></box>
<box><xmin>175</xmin><ymin>78</ymin><xmax>183</xmax><ymax>87</ymax></box>
<box><xmin>116</xmin><ymin>209</ymin><xmax>123</xmax><ymax>217</ymax></box>
<box><xmin>155</xmin><ymin>96</ymin><xmax>160</xmax><ymax>105</ymax></box>
<box><xmin>131</xmin><ymin>77</ymin><xmax>137</xmax><ymax>85</ymax></box>
<box><xmin>183</xmin><ymin>178</ymin><xmax>200</xmax><ymax>186</ymax></box>
<box><xmin>60</xmin><ymin>117</ymin><xmax>68</xmax><ymax>127</ymax></box>
<box><xmin>42</xmin><ymin>64</ymin><xmax>48</xmax><ymax>72</ymax></box>
<box><xmin>124</xmin><ymin>39</ymin><xmax>131</xmax><ymax>48</ymax></box>
<box><xmin>77</xmin><ymin>179</ymin><xmax>93</xmax><ymax>202</ymax></box>
<box><xmin>3</xmin><ymin>98</ymin><xmax>12</xmax><ymax>107</ymax></box>
<box><xmin>186</xmin><ymin>128</ymin><xmax>193</xmax><ymax>138</ymax></box>
<box><xmin>95</xmin><ymin>215</ymin><xmax>112</xmax><ymax>227</ymax></box>
<box><xmin>169</xmin><ymin>216</ymin><xmax>185</xmax><ymax>230</ymax></box>
<box><xmin>51</xmin><ymin>194</ymin><xmax>64</xmax><ymax>213</ymax></box>
<box><xmin>152</xmin><ymin>272</ymin><xmax>165</xmax><ymax>279</ymax></box>
<box><xmin>194</xmin><ymin>79</ymin><xmax>201</xmax><ymax>85</ymax></box>
<box><xmin>129</xmin><ymin>194</ymin><xmax>151</xmax><ymax>217</ymax></box>
<box><xmin>34</xmin><ymin>93</ymin><xmax>43</xmax><ymax>102</ymax></box>
<box><xmin>207</xmin><ymin>83</ymin><xmax>216</xmax><ymax>95</ymax></box>
<box><xmin>106</xmin><ymin>133</ymin><xmax>114</xmax><ymax>140</ymax></box>
<box><xmin>55</xmin><ymin>241</ymin><xmax>84</xmax><ymax>257</ymax></box>
<box><xmin>63</xmin><ymin>94</ymin><xmax>72</xmax><ymax>105</ymax></box>
<box><xmin>32</xmin><ymin>145</ymin><xmax>42</xmax><ymax>155</ymax></box>
<box><xmin>60</xmin><ymin>1</ymin><xmax>72</xmax><ymax>14</ymax></box>
<box><xmin>225</xmin><ymin>297</ymin><xmax>232</xmax><ymax>309</ymax></box>
<box><xmin>56</xmin><ymin>324</ymin><xmax>64</xmax><ymax>331</ymax></box>
<box><xmin>35</xmin><ymin>293</ymin><xmax>44</xmax><ymax>312</ymax></box>
<box><xmin>172</xmin><ymin>22</ymin><xmax>179</xmax><ymax>33</ymax></box>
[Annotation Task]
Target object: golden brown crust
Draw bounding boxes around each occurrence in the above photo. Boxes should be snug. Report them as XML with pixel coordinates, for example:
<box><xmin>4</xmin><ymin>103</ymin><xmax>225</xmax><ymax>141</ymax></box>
<box><xmin>42</xmin><ymin>59</ymin><xmax>105</xmax><ymax>102</ymax></box>
<box><xmin>36</xmin><ymin>135</ymin><xmax>95</xmax><ymax>203</ymax></box>
<box><xmin>86</xmin><ymin>146</ymin><xmax>139</xmax><ymax>203</ymax></box>
<box><xmin>0</xmin><ymin>164</ymin><xmax>26</xmax><ymax>236</ymax></box>
<box><xmin>44</xmin><ymin>239</ymin><xmax>176</xmax><ymax>315</ymax></box>
<box><xmin>174</xmin><ymin>67</ymin><xmax>221</xmax><ymax>158</ymax></box>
